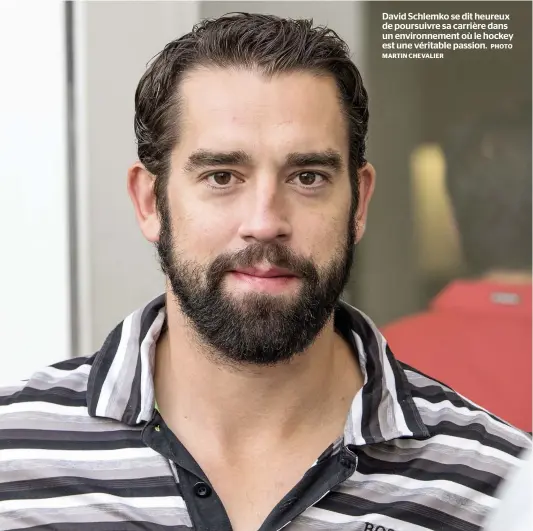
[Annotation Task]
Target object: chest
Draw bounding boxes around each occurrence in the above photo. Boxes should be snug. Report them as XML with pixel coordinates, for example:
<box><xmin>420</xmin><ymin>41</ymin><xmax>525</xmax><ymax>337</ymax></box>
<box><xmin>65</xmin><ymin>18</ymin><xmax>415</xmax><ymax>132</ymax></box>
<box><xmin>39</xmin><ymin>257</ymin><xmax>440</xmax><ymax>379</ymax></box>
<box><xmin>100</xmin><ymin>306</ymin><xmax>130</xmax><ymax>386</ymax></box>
<box><xmin>9</xmin><ymin>454</ymin><xmax>498</xmax><ymax>531</ymax></box>
<box><xmin>201</xmin><ymin>459</ymin><xmax>316</xmax><ymax>531</ymax></box>
<box><xmin>168</xmin><ymin>449</ymin><xmax>499</xmax><ymax>531</ymax></box>
<box><xmin>140</xmin><ymin>422</ymin><xmax>501</xmax><ymax>530</ymax></box>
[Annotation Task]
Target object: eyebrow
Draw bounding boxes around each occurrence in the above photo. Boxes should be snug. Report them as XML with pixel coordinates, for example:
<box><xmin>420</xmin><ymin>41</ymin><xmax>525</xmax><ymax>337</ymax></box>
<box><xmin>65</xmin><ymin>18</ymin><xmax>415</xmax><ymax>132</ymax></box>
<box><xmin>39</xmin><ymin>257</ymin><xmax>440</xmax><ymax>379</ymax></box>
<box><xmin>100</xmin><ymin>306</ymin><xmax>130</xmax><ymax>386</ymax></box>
<box><xmin>285</xmin><ymin>150</ymin><xmax>343</xmax><ymax>171</ymax></box>
<box><xmin>183</xmin><ymin>149</ymin><xmax>344</xmax><ymax>173</ymax></box>
<box><xmin>184</xmin><ymin>150</ymin><xmax>252</xmax><ymax>173</ymax></box>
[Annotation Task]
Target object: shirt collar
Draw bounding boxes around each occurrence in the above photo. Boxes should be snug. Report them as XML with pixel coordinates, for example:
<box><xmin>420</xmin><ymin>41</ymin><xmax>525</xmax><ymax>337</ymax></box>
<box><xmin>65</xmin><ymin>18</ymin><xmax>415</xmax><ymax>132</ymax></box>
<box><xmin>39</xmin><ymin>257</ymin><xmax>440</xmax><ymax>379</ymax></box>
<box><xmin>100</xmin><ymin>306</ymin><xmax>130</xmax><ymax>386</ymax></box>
<box><xmin>87</xmin><ymin>295</ymin><xmax>429</xmax><ymax>445</ymax></box>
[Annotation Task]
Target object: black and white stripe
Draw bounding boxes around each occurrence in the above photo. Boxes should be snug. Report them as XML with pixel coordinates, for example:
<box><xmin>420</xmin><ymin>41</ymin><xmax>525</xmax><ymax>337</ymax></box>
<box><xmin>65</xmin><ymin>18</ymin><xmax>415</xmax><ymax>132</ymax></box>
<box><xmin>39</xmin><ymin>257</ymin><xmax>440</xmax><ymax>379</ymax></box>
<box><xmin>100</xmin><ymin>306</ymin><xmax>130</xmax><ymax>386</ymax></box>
<box><xmin>0</xmin><ymin>295</ymin><xmax>529</xmax><ymax>530</ymax></box>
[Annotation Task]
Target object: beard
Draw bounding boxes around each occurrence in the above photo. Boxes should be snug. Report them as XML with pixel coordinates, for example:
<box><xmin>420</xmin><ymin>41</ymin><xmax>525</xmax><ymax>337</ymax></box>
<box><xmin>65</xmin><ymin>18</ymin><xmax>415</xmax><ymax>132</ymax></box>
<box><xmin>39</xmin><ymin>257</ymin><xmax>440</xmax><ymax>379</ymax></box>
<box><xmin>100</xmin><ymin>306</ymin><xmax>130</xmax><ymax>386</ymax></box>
<box><xmin>156</xmin><ymin>203</ymin><xmax>356</xmax><ymax>366</ymax></box>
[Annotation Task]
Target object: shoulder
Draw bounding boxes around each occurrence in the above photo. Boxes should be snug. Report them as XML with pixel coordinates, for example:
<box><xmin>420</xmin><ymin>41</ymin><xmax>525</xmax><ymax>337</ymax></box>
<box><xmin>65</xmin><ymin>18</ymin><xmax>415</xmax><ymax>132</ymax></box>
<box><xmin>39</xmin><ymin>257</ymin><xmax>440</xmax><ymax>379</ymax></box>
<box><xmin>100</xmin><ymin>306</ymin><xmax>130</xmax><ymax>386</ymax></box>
<box><xmin>0</xmin><ymin>355</ymin><xmax>95</xmax><ymax>410</ymax></box>
<box><xmin>0</xmin><ymin>356</ymin><xmax>167</xmax><ymax>516</ymax></box>
<box><xmin>0</xmin><ymin>355</ymin><xmax>127</xmax><ymax>450</ymax></box>
<box><xmin>400</xmin><ymin>363</ymin><xmax>531</xmax><ymax>491</ymax></box>
<box><xmin>354</xmin><ymin>364</ymin><xmax>531</xmax><ymax>529</ymax></box>
<box><xmin>0</xmin><ymin>354</ymin><xmax>148</xmax><ymax>457</ymax></box>
<box><xmin>404</xmin><ymin>361</ymin><xmax>531</xmax><ymax>442</ymax></box>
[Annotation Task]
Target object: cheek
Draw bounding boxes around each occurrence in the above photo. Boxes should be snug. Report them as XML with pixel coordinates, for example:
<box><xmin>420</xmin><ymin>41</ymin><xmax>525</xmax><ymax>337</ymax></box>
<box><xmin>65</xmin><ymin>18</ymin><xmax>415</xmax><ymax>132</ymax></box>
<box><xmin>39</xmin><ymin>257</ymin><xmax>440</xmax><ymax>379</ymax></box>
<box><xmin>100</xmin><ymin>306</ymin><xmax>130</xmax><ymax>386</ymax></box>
<box><xmin>168</xmin><ymin>198</ymin><xmax>237</xmax><ymax>259</ymax></box>
<box><xmin>299</xmin><ymin>211</ymin><xmax>350</xmax><ymax>264</ymax></box>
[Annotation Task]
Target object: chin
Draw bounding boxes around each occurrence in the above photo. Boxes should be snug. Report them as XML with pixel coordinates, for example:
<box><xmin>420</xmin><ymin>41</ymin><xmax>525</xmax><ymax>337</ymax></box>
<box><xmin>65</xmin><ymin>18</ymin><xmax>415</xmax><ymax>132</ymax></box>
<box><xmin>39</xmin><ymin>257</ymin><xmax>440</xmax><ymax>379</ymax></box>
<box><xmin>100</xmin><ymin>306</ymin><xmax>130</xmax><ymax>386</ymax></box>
<box><xmin>226</xmin><ymin>287</ymin><xmax>298</xmax><ymax>305</ymax></box>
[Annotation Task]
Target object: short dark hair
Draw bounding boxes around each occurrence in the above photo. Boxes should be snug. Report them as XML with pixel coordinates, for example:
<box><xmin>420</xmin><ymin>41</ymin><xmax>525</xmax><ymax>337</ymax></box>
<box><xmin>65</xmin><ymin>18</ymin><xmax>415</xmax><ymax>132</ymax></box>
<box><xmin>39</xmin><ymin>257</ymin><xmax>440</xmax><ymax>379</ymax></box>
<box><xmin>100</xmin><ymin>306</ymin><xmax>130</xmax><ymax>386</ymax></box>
<box><xmin>133</xmin><ymin>12</ymin><xmax>369</xmax><ymax>210</ymax></box>
<box><xmin>444</xmin><ymin>102</ymin><xmax>532</xmax><ymax>274</ymax></box>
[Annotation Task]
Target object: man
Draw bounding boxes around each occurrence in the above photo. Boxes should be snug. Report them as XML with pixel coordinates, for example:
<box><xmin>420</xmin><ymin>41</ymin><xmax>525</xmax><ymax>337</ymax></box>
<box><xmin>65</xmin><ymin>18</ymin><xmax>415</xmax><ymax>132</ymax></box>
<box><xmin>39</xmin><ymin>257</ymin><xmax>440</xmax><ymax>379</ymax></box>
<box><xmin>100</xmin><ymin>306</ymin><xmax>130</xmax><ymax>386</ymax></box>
<box><xmin>382</xmin><ymin>104</ymin><xmax>532</xmax><ymax>432</ymax></box>
<box><xmin>0</xmin><ymin>13</ymin><xmax>530</xmax><ymax>531</ymax></box>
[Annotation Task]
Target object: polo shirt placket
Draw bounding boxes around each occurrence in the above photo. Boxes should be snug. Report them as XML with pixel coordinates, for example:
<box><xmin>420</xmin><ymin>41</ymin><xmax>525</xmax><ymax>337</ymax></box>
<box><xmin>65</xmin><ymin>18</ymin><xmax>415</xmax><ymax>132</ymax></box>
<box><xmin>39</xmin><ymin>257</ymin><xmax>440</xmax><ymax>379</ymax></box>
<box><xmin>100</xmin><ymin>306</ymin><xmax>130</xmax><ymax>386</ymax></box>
<box><xmin>142</xmin><ymin>409</ymin><xmax>358</xmax><ymax>531</ymax></box>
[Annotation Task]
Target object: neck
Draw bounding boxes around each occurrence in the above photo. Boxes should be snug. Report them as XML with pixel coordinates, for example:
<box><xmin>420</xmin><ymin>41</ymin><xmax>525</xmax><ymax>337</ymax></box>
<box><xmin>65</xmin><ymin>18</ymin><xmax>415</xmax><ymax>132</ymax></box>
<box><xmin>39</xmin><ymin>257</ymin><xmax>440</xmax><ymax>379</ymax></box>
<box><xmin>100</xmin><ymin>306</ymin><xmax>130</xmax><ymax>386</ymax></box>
<box><xmin>154</xmin><ymin>292</ymin><xmax>363</xmax><ymax>453</ymax></box>
<box><xmin>482</xmin><ymin>269</ymin><xmax>532</xmax><ymax>285</ymax></box>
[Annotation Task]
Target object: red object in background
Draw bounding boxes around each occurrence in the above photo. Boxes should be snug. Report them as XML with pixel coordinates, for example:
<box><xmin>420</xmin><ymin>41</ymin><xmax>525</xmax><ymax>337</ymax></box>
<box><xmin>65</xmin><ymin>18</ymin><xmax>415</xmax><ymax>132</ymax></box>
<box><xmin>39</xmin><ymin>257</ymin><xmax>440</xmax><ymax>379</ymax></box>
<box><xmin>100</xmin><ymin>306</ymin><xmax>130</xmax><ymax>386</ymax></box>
<box><xmin>381</xmin><ymin>280</ymin><xmax>532</xmax><ymax>432</ymax></box>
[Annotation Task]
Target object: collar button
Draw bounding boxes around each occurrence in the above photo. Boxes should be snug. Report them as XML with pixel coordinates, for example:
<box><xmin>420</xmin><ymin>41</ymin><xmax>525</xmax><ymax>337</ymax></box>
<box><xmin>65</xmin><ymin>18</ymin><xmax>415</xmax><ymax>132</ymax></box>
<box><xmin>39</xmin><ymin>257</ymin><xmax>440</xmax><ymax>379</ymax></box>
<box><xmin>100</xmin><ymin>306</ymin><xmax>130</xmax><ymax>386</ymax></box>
<box><xmin>194</xmin><ymin>482</ymin><xmax>212</xmax><ymax>498</ymax></box>
<box><xmin>340</xmin><ymin>457</ymin><xmax>352</xmax><ymax>468</ymax></box>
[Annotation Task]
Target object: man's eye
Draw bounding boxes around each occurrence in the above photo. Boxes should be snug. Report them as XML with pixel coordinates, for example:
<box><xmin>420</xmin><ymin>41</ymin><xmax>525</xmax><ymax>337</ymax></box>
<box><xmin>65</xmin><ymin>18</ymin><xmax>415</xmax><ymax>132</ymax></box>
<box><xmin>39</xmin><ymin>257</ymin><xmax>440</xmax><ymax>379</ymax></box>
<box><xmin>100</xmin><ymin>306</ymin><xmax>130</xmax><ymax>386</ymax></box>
<box><xmin>294</xmin><ymin>172</ymin><xmax>326</xmax><ymax>186</ymax></box>
<box><xmin>206</xmin><ymin>172</ymin><xmax>233</xmax><ymax>186</ymax></box>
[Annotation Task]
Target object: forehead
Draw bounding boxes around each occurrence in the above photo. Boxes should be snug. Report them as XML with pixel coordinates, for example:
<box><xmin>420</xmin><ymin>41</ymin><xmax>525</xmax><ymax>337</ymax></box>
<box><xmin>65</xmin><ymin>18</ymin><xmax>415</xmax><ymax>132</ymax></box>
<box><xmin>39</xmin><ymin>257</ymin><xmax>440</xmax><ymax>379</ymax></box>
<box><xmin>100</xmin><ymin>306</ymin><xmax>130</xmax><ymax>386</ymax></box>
<box><xmin>176</xmin><ymin>67</ymin><xmax>348</xmax><ymax>157</ymax></box>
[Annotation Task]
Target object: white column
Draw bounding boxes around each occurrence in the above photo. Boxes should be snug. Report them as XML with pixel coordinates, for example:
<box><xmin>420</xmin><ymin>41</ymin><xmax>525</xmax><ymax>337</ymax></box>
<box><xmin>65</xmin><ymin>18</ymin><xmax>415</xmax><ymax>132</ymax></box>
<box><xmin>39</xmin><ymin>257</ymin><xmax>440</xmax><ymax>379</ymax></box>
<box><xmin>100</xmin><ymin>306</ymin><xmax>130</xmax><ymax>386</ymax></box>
<box><xmin>0</xmin><ymin>1</ymin><xmax>71</xmax><ymax>383</ymax></box>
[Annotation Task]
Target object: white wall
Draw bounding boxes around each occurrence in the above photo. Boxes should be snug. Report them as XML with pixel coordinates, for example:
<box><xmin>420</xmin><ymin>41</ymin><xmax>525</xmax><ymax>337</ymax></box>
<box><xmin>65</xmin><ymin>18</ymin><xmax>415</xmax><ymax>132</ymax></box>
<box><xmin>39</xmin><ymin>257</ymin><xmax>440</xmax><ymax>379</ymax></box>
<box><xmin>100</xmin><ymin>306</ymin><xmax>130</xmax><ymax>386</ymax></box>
<box><xmin>0</xmin><ymin>1</ymin><xmax>70</xmax><ymax>383</ymax></box>
<box><xmin>73</xmin><ymin>1</ymin><xmax>200</xmax><ymax>355</ymax></box>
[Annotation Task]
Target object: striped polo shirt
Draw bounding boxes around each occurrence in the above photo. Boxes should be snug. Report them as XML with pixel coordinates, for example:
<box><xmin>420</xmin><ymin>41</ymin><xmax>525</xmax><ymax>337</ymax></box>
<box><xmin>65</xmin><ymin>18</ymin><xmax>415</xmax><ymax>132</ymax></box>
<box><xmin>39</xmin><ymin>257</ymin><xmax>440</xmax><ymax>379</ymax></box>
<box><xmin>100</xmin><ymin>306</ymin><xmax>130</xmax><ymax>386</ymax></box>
<box><xmin>0</xmin><ymin>295</ymin><xmax>530</xmax><ymax>530</ymax></box>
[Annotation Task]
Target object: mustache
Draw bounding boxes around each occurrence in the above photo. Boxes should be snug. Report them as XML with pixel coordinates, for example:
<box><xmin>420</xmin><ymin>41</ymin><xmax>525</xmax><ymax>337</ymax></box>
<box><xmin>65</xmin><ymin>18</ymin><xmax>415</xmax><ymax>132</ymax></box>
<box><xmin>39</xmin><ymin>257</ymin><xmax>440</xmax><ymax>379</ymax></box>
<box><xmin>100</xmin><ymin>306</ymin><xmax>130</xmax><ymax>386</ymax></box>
<box><xmin>207</xmin><ymin>243</ymin><xmax>319</xmax><ymax>283</ymax></box>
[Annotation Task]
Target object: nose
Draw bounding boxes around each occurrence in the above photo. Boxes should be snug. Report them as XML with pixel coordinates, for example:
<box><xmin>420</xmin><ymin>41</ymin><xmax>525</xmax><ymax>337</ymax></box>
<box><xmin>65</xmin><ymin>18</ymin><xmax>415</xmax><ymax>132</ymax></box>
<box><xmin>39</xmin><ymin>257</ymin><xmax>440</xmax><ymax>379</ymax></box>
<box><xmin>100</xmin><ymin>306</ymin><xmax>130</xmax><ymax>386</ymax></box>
<box><xmin>237</xmin><ymin>180</ymin><xmax>292</xmax><ymax>244</ymax></box>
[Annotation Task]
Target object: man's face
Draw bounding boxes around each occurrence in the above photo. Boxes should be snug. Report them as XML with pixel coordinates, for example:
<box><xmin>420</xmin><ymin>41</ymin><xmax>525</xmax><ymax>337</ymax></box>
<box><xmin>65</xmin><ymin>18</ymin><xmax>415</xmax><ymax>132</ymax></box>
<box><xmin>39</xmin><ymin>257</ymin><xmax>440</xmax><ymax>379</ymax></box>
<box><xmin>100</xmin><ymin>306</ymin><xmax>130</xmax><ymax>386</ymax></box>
<box><xmin>157</xmin><ymin>68</ymin><xmax>361</xmax><ymax>365</ymax></box>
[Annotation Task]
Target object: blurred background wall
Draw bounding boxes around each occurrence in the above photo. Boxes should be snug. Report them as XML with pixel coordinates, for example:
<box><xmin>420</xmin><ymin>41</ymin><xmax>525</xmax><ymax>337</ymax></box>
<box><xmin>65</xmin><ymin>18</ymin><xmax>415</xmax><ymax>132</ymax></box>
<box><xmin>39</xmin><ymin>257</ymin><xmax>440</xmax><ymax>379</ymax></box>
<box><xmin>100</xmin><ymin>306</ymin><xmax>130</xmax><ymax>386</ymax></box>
<box><xmin>359</xmin><ymin>0</ymin><xmax>532</xmax><ymax>323</ymax></box>
<box><xmin>0</xmin><ymin>1</ymin><xmax>530</xmax><ymax>383</ymax></box>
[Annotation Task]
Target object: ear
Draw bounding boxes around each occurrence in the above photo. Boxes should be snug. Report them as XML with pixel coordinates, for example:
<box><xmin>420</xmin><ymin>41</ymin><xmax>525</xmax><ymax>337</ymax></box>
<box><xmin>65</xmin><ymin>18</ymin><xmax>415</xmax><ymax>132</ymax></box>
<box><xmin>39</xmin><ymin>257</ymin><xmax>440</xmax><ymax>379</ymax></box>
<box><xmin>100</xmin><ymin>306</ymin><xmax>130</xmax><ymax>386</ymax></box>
<box><xmin>127</xmin><ymin>162</ymin><xmax>161</xmax><ymax>243</ymax></box>
<box><xmin>354</xmin><ymin>162</ymin><xmax>376</xmax><ymax>243</ymax></box>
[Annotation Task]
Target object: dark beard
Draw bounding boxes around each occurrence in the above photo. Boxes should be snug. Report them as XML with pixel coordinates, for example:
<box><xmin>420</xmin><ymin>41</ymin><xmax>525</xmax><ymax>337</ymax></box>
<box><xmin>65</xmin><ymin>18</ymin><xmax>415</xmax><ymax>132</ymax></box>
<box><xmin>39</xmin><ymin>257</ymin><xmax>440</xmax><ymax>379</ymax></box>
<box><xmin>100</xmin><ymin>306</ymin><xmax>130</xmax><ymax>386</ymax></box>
<box><xmin>156</xmin><ymin>204</ymin><xmax>356</xmax><ymax>366</ymax></box>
